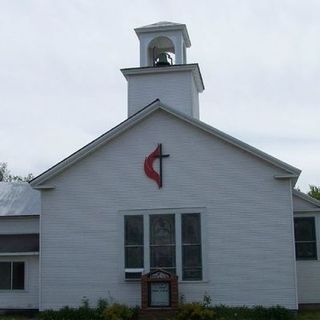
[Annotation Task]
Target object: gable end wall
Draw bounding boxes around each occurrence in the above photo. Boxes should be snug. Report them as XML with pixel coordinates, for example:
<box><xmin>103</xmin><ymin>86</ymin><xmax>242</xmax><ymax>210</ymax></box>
<box><xmin>39</xmin><ymin>110</ymin><xmax>297</xmax><ymax>310</ymax></box>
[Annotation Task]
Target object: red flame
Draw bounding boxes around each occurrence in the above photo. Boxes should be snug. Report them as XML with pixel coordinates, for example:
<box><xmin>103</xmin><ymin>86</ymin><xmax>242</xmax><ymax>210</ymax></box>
<box><xmin>144</xmin><ymin>145</ymin><xmax>161</xmax><ymax>188</ymax></box>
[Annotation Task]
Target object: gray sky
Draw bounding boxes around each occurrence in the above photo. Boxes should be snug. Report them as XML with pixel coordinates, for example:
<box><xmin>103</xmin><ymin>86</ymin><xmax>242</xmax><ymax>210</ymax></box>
<box><xmin>1</xmin><ymin>0</ymin><xmax>319</xmax><ymax>191</ymax></box>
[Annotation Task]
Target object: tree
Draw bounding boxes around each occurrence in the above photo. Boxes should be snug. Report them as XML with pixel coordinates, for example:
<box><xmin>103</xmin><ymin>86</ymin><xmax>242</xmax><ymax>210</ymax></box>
<box><xmin>0</xmin><ymin>162</ymin><xmax>34</xmax><ymax>182</ymax></box>
<box><xmin>308</xmin><ymin>185</ymin><xmax>320</xmax><ymax>201</ymax></box>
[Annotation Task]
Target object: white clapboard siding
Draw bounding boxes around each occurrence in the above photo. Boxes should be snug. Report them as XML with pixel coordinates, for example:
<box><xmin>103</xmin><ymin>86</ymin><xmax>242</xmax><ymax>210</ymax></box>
<box><xmin>125</xmin><ymin>69</ymin><xmax>200</xmax><ymax>118</ymax></box>
<box><xmin>39</xmin><ymin>109</ymin><xmax>297</xmax><ymax>310</ymax></box>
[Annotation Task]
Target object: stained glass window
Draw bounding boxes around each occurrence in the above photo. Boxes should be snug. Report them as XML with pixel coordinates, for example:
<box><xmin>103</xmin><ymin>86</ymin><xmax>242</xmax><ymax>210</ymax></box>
<box><xmin>182</xmin><ymin>213</ymin><xmax>202</xmax><ymax>280</ymax></box>
<box><xmin>150</xmin><ymin>214</ymin><xmax>176</xmax><ymax>274</ymax></box>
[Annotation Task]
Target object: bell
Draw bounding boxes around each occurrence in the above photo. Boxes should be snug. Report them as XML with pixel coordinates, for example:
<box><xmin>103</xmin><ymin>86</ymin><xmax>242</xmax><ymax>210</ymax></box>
<box><xmin>155</xmin><ymin>52</ymin><xmax>171</xmax><ymax>67</ymax></box>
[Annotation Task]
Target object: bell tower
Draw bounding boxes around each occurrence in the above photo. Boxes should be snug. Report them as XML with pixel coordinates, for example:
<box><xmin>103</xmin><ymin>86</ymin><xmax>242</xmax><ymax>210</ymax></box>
<box><xmin>121</xmin><ymin>22</ymin><xmax>204</xmax><ymax>119</ymax></box>
<box><xmin>136</xmin><ymin>21</ymin><xmax>190</xmax><ymax>67</ymax></box>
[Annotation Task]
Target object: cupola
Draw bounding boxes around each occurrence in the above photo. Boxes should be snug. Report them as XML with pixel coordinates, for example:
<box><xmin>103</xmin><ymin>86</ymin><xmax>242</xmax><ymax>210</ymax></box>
<box><xmin>121</xmin><ymin>22</ymin><xmax>204</xmax><ymax>119</ymax></box>
<box><xmin>135</xmin><ymin>21</ymin><xmax>191</xmax><ymax>67</ymax></box>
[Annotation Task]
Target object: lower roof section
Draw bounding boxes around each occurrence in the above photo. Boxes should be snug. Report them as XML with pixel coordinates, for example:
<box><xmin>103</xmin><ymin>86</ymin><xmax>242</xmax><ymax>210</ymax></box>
<box><xmin>0</xmin><ymin>182</ymin><xmax>40</xmax><ymax>216</ymax></box>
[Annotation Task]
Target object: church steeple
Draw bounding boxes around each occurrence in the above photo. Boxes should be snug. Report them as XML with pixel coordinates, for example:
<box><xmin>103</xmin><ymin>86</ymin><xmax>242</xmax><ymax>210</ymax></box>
<box><xmin>121</xmin><ymin>22</ymin><xmax>204</xmax><ymax>119</ymax></box>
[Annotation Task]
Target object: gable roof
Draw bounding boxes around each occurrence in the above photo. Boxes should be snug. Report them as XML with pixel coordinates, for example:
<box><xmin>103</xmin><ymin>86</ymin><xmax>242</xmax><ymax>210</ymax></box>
<box><xmin>30</xmin><ymin>99</ymin><xmax>301</xmax><ymax>188</ymax></box>
<box><xmin>293</xmin><ymin>189</ymin><xmax>320</xmax><ymax>212</ymax></box>
<box><xmin>0</xmin><ymin>182</ymin><xmax>40</xmax><ymax>216</ymax></box>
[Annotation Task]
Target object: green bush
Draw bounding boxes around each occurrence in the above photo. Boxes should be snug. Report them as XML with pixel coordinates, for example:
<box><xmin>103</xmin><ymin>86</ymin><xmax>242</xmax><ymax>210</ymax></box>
<box><xmin>213</xmin><ymin>305</ymin><xmax>294</xmax><ymax>320</ymax></box>
<box><xmin>38</xmin><ymin>298</ymin><xmax>105</xmax><ymax>320</ymax></box>
<box><xmin>176</xmin><ymin>304</ymin><xmax>294</xmax><ymax>320</ymax></box>
<box><xmin>176</xmin><ymin>302</ymin><xmax>216</xmax><ymax>320</ymax></box>
<box><xmin>38</xmin><ymin>305</ymin><xmax>102</xmax><ymax>320</ymax></box>
<box><xmin>103</xmin><ymin>303</ymin><xmax>139</xmax><ymax>320</ymax></box>
<box><xmin>37</xmin><ymin>296</ymin><xmax>294</xmax><ymax>320</ymax></box>
<box><xmin>38</xmin><ymin>299</ymin><xmax>139</xmax><ymax>320</ymax></box>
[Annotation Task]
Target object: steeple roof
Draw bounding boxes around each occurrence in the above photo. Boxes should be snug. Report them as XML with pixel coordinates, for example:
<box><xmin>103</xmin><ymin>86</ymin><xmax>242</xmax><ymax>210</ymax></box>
<box><xmin>135</xmin><ymin>21</ymin><xmax>191</xmax><ymax>47</ymax></box>
<box><xmin>139</xmin><ymin>21</ymin><xmax>184</xmax><ymax>28</ymax></box>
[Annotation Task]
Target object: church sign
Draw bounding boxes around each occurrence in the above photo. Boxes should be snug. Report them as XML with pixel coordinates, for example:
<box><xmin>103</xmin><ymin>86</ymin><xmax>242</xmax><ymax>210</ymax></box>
<box><xmin>150</xmin><ymin>281</ymin><xmax>170</xmax><ymax>307</ymax></box>
<box><xmin>141</xmin><ymin>269</ymin><xmax>178</xmax><ymax>310</ymax></box>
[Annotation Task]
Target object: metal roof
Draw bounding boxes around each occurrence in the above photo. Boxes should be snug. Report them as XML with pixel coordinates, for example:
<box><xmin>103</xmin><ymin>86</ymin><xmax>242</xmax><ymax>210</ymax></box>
<box><xmin>0</xmin><ymin>182</ymin><xmax>40</xmax><ymax>216</ymax></box>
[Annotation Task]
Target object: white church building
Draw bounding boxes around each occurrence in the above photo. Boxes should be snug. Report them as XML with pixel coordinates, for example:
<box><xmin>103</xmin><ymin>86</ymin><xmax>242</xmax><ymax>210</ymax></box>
<box><xmin>1</xmin><ymin>21</ymin><xmax>320</xmax><ymax>311</ymax></box>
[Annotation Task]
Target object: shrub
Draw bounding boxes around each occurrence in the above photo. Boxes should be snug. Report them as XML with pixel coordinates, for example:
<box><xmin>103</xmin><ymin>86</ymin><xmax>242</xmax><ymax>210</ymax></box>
<box><xmin>97</xmin><ymin>299</ymin><xmax>109</xmax><ymax>313</ymax></box>
<box><xmin>176</xmin><ymin>302</ymin><xmax>215</xmax><ymax>320</ymax></box>
<box><xmin>38</xmin><ymin>305</ymin><xmax>102</xmax><ymax>320</ymax></box>
<box><xmin>38</xmin><ymin>298</ymin><xmax>103</xmax><ymax>320</ymax></box>
<box><xmin>213</xmin><ymin>305</ymin><xmax>294</xmax><ymax>320</ymax></box>
<box><xmin>103</xmin><ymin>303</ymin><xmax>138</xmax><ymax>320</ymax></box>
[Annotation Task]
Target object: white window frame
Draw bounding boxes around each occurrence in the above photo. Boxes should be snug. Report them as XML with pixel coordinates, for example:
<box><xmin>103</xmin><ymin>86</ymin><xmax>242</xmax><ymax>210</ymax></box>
<box><xmin>119</xmin><ymin>207</ymin><xmax>207</xmax><ymax>283</ymax></box>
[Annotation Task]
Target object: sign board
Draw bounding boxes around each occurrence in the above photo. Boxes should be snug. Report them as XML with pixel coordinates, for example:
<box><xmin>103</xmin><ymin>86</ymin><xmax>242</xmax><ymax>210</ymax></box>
<box><xmin>150</xmin><ymin>282</ymin><xmax>170</xmax><ymax>307</ymax></box>
<box><xmin>141</xmin><ymin>269</ymin><xmax>178</xmax><ymax>311</ymax></box>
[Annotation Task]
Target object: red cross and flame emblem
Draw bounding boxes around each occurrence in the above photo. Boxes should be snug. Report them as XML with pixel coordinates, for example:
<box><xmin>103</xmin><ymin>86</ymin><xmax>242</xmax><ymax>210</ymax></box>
<box><xmin>144</xmin><ymin>144</ymin><xmax>170</xmax><ymax>188</ymax></box>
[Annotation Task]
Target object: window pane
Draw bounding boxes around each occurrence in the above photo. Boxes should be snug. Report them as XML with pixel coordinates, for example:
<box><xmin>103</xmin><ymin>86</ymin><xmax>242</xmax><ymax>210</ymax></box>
<box><xmin>294</xmin><ymin>218</ymin><xmax>316</xmax><ymax>241</ymax></box>
<box><xmin>12</xmin><ymin>262</ymin><xmax>25</xmax><ymax>290</ymax></box>
<box><xmin>182</xmin><ymin>213</ymin><xmax>201</xmax><ymax>244</ymax></box>
<box><xmin>296</xmin><ymin>243</ymin><xmax>317</xmax><ymax>260</ymax></box>
<box><xmin>183</xmin><ymin>267</ymin><xmax>202</xmax><ymax>281</ymax></box>
<box><xmin>182</xmin><ymin>245</ymin><xmax>202</xmax><ymax>267</ymax></box>
<box><xmin>150</xmin><ymin>215</ymin><xmax>175</xmax><ymax>245</ymax></box>
<box><xmin>125</xmin><ymin>215</ymin><xmax>143</xmax><ymax>245</ymax></box>
<box><xmin>0</xmin><ymin>262</ymin><xmax>11</xmax><ymax>289</ymax></box>
<box><xmin>125</xmin><ymin>272</ymin><xmax>142</xmax><ymax>280</ymax></box>
<box><xmin>182</xmin><ymin>213</ymin><xmax>202</xmax><ymax>280</ymax></box>
<box><xmin>125</xmin><ymin>247</ymin><xmax>143</xmax><ymax>268</ymax></box>
<box><xmin>150</xmin><ymin>246</ymin><xmax>176</xmax><ymax>268</ymax></box>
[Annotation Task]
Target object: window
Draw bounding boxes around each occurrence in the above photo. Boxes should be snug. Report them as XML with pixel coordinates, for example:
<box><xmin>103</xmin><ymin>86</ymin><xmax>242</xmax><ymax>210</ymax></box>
<box><xmin>150</xmin><ymin>214</ymin><xmax>176</xmax><ymax>274</ymax></box>
<box><xmin>0</xmin><ymin>262</ymin><xmax>25</xmax><ymax>290</ymax></box>
<box><xmin>124</xmin><ymin>212</ymin><xmax>203</xmax><ymax>281</ymax></box>
<box><xmin>182</xmin><ymin>213</ymin><xmax>202</xmax><ymax>280</ymax></box>
<box><xmin>124</xmin><ymin>215</ymin><xmax>144</xmax><ymax>279</ymax></box>
<box><xmin>294</xmin><ymin>217</ymin><xmax>317</xmax><ymax>260</ymax></box>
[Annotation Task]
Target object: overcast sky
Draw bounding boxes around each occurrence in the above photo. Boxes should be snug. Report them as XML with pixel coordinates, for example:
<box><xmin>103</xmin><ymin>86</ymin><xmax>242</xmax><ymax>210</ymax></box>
<box><xmin>1</xmin><ymin>0</ymin><xmax>319</xmax><ymax>191</ymax></box>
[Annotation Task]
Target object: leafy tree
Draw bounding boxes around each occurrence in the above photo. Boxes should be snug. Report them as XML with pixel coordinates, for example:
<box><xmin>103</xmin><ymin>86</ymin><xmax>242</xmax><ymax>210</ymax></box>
<box><xmin>308</xmin><ymin>185</ymin><xmax>320</xmax><ymax>201</ymax></box>
<box><xmin>0</xmin><ymin>162</ymin><xmax>34</xmax><ymax>182</ymax></box>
